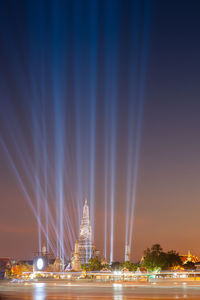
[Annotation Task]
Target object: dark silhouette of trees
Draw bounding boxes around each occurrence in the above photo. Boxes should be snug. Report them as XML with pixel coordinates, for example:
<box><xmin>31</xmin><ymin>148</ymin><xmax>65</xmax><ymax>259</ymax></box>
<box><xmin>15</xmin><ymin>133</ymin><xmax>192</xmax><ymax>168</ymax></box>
<box><xmin>142</xmin><ymin>244</ymin><xmax>182</xmax><ymax>271</ymax></box>
<box><xmin>163</xmin><ymin>250</ymin><xmax>182</xmax><ymax>270</ymax></box>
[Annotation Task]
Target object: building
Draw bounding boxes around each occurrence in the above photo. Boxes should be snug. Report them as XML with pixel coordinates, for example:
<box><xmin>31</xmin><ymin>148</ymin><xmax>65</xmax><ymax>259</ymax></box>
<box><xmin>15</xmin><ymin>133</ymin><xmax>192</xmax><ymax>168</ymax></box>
<box><xmin>0</xmin><ymin>258</ymin><xmax>11</xmax><ymax>279</ymax></box>
<box><xmin>125</xmin><ymin>245</ymin><xmax>130</xmax><ymax>262</ymax></box>
<box><xmin>33</xmin><ymin>246</ymin><xmax>55</xmax><ymax>272</ymax></box>
<box><xmin>180</xmin><ymin>250</ymin><xmax>199</xmax><ymax>265</ymax></box>
<box><xmin>71</xmin><ymin>241</ymin><xmax>81</xmax><ymax>271</ymax></box>
<box><xmin>71</xmin><ymin>199</ymin><xmax>97</xmax><ymax>270</ymax></box>
<box><xmin>0</xmin><ymin>258</ymin><xmax>11</xmax><ymax>270</ymax></box>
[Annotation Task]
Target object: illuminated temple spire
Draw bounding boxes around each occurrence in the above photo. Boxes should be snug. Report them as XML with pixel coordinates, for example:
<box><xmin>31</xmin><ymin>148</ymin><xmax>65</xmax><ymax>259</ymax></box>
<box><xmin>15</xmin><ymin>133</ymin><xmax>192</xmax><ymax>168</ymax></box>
<box><xmin>79</xmin><ymin>199</ymin><xmax>92</xmax><ymax>242</ymax></box>
<box><xmin>71</xmin><ymin>199</ymin><xmax>99</xmax><ymax>269</ymax></box>
<box><xmin>72</xmin><ymin>200</ymin><xmax>97</xmax><ymax>271</ymax></box>
<box><xmin>78</xmin><ymin>199</ymin><xmax>94</xmax><ymax>264</ymax></box>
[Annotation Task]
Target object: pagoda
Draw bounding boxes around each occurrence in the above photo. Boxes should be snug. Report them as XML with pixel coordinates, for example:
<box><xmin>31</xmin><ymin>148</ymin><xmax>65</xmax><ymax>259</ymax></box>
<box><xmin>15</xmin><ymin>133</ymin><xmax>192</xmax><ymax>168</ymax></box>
<box><xmin>71</xmin><ymin>199</ymin><xmax>96</xmax><ymax>270</ymax></box>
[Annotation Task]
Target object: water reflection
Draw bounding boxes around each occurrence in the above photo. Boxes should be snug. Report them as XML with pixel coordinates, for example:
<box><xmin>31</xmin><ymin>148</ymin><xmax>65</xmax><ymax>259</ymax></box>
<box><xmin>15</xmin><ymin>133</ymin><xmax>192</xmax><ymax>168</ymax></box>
<box><xmin>113</xmin><ymin>284</ymin><xmax>123</xmax><ymax>300</ymax></box>
<box><xmin>0</xmin><ymin>281</ymin><xmax>197</xmax><ymax>300</ymax></box>
<box><xmin>34</xmin><ymin>283</ymin><xmax>46</xmax><ymax>300</ymax></box>
<box><xmin>114</xmin><ymin>295</ymin><xmax>123</xmax><ymax>300</ymax></box>
<box><xmin>113</xmin><ymin>283</ymin><xmax>122</xmax><ymax>290</ymax></box>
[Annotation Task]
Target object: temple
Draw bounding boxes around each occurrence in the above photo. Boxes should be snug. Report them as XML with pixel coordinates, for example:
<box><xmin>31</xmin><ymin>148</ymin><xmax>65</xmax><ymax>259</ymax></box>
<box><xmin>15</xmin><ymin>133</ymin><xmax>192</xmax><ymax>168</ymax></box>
<box><xmin>71</xmin><ymin>199</ymin><xmax>97</xmax><ymax>270</ymax></box>
<box><xmin>125</xmin><ymin>245</ymin><xmax>130</xmax><ymax>262</ymax></box>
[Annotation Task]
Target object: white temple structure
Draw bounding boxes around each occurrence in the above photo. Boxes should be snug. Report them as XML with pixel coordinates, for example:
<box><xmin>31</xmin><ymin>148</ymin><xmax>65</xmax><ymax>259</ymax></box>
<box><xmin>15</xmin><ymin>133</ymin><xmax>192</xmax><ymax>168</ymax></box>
<box><xmin>71</xmin><ymin>199</ymin><xmax>97</xmax><ymax>270</ymax></box>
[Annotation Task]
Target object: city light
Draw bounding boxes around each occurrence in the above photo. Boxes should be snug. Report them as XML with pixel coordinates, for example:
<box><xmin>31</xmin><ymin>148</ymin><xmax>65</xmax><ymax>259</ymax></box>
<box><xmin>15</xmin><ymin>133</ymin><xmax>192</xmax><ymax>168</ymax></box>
<box><xmin>36</xmin><ymin>258</ymin><xmax>44</xmax><ymax>271</ymax></box>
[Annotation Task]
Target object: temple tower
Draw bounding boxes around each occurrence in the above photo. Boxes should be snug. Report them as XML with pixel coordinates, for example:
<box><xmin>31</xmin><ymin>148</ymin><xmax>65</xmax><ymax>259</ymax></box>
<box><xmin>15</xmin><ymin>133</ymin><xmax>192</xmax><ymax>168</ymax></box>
<box><xmin>71</xmin><ymin>199</ymin><xmax>96</xmax><ymax>268</ymax></box>
<box><xmin>78</xmin><ymin>199</ymin><xmax>94</xmax><ymax>264</ymax></box>
<box><xmin>71</xmin><ymin>241</ymin><xmax>81</xmax><ymax>271</ymax></box>
<box><xmin>125</xmin><ymin>244</ymin><xmax>130</xmax><ymax>262</ymax></box>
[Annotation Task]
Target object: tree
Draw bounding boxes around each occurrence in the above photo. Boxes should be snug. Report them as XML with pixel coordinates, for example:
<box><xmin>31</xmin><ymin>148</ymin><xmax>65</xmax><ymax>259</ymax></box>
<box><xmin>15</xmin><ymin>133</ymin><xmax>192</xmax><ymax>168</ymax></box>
<box><xmin>81</xmin><ymin>258</ymin><xmax>102</xmax><ymax>271</ymax></box>
<box><xmin>163</xmin><ymin>251</ymin><xmax>182</xmax><ymax>270</ymax></box>
<box><xmin>120</xmin><ymin>261</ymin><xmax>139</xmax><ymax>271</ymax></box>
<box><xmin>142</xmin><ymin>244</ymin><xmax>167</xmax><ymax>272</ymax></box>
<box><xmin>101</xmin><ymin>263</ymin><xmax>110</xmax><ymax>270</ymax></box>
<box><xmin>151</xmin><ymin>244</ymin><xmax>163</xmax><ymax>253</ymax></box>
<box><xmin>142</xmin><ymin>244</ymin><xmax>183</xmax><ymax>272</ymax></box>
<box><xmin>81</xmin><ymin>263</ymin><xmax>89</xmax><ymax>271</ymax></box>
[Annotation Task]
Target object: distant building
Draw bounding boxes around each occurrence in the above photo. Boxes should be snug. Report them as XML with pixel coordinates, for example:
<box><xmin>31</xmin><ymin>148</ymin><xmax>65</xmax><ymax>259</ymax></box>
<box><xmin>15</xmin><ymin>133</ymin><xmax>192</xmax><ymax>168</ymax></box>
<box><xmin>0</xmin><ymin>258</ymin><xmax>11</xmax><ymax>280</ymax></box>
<box><xmin>0</xmin><ymin>258</ymin><xmax>11</xmax><ymax>270</ymax></box>
<box><xmin>125</xmin><ymin>245</ymin><xmax>130</xmax><ymax>262</ymax></box>
<box><xmin>180</xmin><ymin>250</ymin><xmax>199</xmax><ymax>264</ymax></box>
<box><xmin>71</xmin><ymin>199</ymin><xmax>98</xmax><ymax>270</ymax></box>
<box><xmin>18</xmin><ymin>260</ymin><xmax>33</xmax><ymax>266</ymax></box>
<box><xmin>33</xmin><ymin>247</ymin><xmax>55</xmax><ymax>272</ymax></box>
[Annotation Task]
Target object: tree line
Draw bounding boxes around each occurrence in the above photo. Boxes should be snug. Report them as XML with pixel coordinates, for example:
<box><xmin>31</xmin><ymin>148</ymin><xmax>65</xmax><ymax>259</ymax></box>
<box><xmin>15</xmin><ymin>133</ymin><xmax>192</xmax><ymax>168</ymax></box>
<box><xmin>81</xmin><ymin>244</ymin><xmax>197</xmax><ymax>272</ymax></box>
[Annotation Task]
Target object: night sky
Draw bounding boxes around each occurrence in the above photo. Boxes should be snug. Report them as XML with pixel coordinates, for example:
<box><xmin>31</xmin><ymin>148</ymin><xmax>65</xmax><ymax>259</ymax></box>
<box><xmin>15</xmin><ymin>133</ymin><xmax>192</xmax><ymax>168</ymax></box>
<box><xmin>0</xmin><ymin>0</ymin><xmax>200</xmax><ymax>262</ymax></box>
